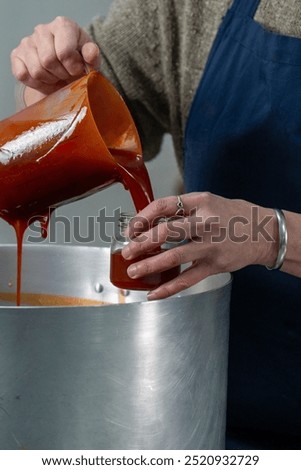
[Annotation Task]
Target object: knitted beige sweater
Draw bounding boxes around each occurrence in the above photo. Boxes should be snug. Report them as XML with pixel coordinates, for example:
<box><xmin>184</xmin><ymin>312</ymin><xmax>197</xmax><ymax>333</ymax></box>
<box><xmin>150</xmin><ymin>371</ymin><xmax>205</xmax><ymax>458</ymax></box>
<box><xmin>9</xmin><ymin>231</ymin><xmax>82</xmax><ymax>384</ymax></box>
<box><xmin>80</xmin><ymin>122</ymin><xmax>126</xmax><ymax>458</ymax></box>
<box><xmin>87</xmin><ymin>0</ymin><xmax>301</xmax><ymax>167</ymax></box>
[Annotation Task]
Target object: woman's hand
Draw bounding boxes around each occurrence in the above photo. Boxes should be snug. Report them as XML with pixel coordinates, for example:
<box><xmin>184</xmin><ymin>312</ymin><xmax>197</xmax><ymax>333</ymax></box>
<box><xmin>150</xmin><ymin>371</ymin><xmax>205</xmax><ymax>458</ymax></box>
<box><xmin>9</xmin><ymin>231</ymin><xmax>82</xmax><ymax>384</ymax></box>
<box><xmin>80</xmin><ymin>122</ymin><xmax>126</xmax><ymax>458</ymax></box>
<box><xmin>122</xmin><ymin>192</ymin><xmax>278</xmax><ymax>300</ymax></box>
<box><xmin>11</xmin><ymin>16</ymin><xmax>100</xmax><ymax>96</ymax></box>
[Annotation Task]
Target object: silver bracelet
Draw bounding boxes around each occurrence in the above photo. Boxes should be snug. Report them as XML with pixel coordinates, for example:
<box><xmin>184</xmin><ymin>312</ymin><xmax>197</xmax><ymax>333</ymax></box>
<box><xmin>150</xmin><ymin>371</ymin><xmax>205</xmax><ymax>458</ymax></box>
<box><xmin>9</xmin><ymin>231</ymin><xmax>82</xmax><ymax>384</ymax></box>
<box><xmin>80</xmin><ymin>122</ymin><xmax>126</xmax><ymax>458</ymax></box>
<box><xmin>266</xmin><ymin>209</ymin><xmax>288</xmax><ymax>271</ymax></box>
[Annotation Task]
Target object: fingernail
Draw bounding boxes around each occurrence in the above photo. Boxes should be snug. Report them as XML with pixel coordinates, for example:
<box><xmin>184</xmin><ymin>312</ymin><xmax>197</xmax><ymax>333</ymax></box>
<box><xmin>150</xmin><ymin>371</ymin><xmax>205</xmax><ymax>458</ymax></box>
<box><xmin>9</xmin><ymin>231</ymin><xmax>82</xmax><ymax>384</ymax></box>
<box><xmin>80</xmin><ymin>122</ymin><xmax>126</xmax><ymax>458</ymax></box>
<box><xmin>122</xmin><ymin>246</ymin><xmax>131</xmax><ymax>259</ymax></box>
<box><xmin>127</xmin><ymin>264</ymin><xmax>138</xmax><ymax>278</ymax></box>
<box><xmin>147</xmin><ymin>290</ymin><xmax>158</xmax><ymax>301</ymax></box>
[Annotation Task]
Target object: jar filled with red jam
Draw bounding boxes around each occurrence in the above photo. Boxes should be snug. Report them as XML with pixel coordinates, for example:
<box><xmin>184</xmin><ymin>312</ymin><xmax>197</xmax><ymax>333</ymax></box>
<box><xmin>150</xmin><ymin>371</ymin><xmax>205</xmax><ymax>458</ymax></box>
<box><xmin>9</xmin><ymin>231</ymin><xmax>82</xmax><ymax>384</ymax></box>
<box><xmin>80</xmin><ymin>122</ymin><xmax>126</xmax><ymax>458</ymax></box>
<box><xmin>110</xmin><ymin>213</ymin><xmax>181</xmax><ymax>290</ymax></box>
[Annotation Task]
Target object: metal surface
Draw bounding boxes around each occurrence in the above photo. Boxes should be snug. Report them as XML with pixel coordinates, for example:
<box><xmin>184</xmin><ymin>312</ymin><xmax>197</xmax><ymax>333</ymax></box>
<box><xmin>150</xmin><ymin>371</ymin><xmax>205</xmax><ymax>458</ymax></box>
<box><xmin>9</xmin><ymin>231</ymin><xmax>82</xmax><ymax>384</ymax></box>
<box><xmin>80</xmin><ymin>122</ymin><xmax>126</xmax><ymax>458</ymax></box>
<box><xmin>0</xmin><ymin>245</ymin><xmax>231</xmax><ymax>450</ymax></box>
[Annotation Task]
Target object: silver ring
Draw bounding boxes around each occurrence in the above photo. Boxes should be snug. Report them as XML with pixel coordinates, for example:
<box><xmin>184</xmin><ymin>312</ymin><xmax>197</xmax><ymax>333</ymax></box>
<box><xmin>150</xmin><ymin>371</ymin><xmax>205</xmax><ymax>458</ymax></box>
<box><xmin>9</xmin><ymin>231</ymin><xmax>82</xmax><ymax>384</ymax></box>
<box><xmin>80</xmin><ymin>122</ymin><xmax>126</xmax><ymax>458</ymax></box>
<box><xmin>175</xmin><ymin>195</ymin><xmax>185</xmax><ymax>217</ymax></box>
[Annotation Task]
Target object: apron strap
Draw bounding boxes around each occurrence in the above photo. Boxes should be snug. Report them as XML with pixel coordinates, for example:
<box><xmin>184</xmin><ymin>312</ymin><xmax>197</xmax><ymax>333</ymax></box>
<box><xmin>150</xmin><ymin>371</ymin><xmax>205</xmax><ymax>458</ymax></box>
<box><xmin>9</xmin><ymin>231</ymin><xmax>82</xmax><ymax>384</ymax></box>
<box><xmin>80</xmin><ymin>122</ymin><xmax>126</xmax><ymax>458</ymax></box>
<box><xmin>231</xmin><ymin>0</ymin><xmax>261</xmax><ymax>18</ymax></box>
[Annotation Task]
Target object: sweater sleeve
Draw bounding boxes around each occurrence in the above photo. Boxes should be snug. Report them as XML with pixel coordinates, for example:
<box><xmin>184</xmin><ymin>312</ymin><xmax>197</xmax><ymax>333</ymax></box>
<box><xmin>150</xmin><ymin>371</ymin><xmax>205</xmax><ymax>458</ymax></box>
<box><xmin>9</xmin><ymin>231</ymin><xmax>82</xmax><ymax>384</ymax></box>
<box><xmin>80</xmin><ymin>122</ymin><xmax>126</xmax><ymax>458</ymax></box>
<box><xmin>86</xmin><ymin>0</ymin><xmax>171</xmax><ymax>161</ymax></box>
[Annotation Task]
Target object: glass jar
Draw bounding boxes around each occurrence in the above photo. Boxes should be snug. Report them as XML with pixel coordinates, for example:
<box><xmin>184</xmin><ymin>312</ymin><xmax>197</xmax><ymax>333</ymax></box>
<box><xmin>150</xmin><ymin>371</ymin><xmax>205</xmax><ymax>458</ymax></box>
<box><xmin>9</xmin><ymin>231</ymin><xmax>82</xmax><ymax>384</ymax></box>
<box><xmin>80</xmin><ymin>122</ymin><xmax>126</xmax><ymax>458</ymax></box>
<box><xmin>110</xmin><ymin>213</ymin><xmax>181</xmax><ymax>290</ymax></box>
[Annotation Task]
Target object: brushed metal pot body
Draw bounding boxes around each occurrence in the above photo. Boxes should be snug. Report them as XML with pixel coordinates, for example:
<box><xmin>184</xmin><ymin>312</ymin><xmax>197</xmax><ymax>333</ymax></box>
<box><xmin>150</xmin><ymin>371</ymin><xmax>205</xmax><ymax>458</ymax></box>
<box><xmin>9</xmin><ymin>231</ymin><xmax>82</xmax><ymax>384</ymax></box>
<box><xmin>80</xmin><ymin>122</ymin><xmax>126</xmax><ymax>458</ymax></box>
<box><xmin>0</xmin><ymin>245</ymin><xmax>231</xmax><ymax>450</ymax></box>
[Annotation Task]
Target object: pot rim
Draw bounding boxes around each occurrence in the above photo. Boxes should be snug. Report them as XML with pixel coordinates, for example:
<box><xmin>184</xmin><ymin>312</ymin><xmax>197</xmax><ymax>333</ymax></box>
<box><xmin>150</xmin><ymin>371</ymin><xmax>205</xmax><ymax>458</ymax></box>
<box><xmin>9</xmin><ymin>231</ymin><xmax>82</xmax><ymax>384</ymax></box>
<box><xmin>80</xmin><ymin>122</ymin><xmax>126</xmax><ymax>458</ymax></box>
<box><xmin>0</xmin><ymin>243</ymin><xmax>232</xmax><ymax>310</ymax></box>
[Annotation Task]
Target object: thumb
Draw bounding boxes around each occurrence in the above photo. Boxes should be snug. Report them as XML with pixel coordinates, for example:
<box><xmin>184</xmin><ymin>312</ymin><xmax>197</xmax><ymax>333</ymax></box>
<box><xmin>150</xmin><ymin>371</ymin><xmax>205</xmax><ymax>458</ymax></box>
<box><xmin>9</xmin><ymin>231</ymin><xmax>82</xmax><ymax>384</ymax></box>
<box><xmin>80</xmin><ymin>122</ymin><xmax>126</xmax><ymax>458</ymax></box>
<box><xmin>81</xmin><ymin>42</ymin><xmax>101</xmax><ymax>70</ymax></box>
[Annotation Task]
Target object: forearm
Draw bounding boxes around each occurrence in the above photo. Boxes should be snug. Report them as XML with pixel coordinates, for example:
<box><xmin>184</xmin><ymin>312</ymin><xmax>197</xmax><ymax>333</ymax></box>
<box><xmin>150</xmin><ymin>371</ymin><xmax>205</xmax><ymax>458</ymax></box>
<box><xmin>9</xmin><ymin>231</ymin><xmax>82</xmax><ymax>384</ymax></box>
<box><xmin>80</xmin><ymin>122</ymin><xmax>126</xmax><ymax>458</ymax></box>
<box><xmin>233</xmin><ymin>205</ymin><xmax>301</xmax><ymax>277</ymax></box>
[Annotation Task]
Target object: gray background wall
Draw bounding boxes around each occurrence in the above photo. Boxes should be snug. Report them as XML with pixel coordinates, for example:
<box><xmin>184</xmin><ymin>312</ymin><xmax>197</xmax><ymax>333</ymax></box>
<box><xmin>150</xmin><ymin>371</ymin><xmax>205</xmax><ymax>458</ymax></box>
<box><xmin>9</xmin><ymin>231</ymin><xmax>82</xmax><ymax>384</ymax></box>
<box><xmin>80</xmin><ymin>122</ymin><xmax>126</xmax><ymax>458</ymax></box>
<box><xmin>0</xmin><ymin>0</ymin><xmax>182</xmax><ymax>246</ymax></box>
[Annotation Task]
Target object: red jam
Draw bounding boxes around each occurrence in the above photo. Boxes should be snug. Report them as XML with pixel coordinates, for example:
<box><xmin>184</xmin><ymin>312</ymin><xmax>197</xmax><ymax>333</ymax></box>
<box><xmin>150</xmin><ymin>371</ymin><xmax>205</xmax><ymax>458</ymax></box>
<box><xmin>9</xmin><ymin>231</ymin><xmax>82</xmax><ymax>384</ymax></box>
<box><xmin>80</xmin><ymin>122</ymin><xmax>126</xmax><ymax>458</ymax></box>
<box><xmin>110</xmin><ymin>249</ymin><xmax>180</xmax><ymax>290</ymax></box>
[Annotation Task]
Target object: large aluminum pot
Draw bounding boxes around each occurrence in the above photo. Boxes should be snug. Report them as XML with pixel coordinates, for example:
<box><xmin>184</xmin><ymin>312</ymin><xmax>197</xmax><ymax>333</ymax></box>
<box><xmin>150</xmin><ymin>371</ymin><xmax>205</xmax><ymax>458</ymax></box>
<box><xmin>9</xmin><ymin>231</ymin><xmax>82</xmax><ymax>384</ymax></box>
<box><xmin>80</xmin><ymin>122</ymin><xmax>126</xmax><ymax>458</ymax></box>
<box><xmin>0</xmin><ymin>244</ymin><xmax>231</xmax><ymax>450</ymax></box>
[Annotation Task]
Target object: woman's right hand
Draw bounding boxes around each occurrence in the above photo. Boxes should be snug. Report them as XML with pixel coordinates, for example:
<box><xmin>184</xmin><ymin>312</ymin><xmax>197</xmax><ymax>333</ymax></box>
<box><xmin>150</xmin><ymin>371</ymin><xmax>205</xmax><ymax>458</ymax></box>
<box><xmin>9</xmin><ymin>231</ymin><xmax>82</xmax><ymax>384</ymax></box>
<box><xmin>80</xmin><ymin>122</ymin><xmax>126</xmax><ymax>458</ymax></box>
<box><xmin>11</xmin><ymin>16</ymin><xmax>100</xmax><ymax>96</ymax></box>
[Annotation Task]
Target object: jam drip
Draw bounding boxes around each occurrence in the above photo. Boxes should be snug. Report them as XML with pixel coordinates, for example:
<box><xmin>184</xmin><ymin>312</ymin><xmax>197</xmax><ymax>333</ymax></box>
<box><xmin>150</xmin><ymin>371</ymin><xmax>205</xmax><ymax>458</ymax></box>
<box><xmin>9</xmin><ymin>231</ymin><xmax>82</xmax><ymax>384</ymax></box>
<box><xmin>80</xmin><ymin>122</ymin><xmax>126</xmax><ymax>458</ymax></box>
<box><xmin>1</xmin><ymin>212</ymin><xmax>52</xmax><ymax>306</ymax></box>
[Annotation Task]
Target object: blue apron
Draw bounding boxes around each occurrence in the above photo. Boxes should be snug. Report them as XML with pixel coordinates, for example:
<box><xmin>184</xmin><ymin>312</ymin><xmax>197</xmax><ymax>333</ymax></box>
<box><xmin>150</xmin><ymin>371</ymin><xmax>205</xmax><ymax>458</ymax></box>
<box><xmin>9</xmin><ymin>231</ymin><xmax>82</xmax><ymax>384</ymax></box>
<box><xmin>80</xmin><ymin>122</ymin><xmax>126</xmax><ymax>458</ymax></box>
<box><xmin>184</xmin><ymin>0</ymin><xmax>301</xmax><ymax>448</ymax></box>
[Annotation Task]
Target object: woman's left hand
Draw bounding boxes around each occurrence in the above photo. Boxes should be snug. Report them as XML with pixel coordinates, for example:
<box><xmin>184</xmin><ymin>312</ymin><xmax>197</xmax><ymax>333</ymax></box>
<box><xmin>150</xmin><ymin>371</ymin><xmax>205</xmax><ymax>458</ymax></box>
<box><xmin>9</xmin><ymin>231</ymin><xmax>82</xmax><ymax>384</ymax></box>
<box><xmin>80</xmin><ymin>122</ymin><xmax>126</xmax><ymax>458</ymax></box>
<box><xmin>122</xmin><ymin>192</ymin><xmax>278</xmax><ymax>300</ymax></box>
